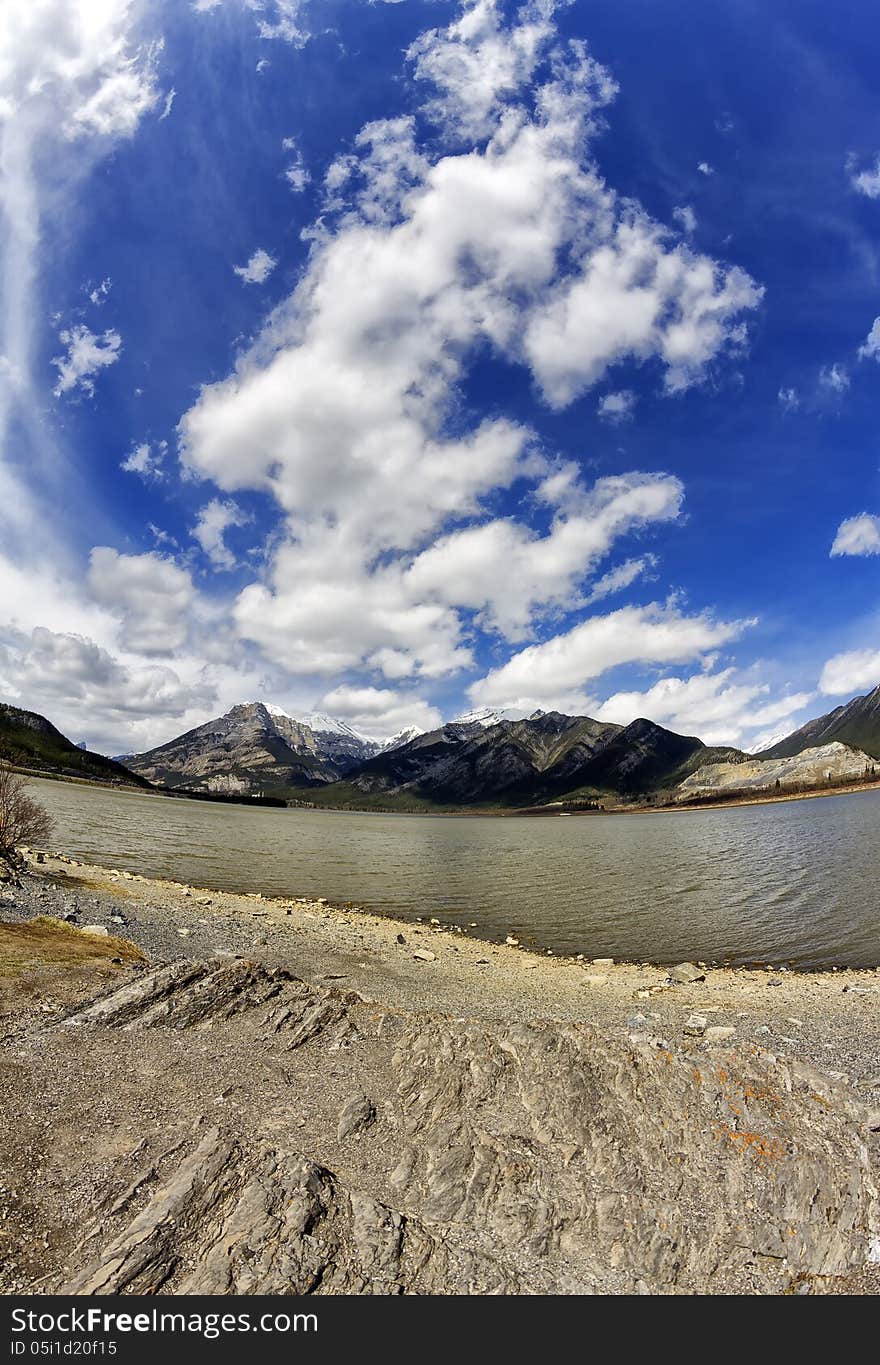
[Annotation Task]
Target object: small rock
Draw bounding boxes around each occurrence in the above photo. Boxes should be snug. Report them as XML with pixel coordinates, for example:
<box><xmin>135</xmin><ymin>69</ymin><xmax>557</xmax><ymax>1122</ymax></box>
<box><xmin>582</xmin><ymin>974</ymin><xmax>608</xmax><ymax>986</ymax></box>
<box><xmin>505</xmin><ymin>935</ymin><xmax>520</xmax><ymax>946</ymax></box>
<box><xmin>337</xmin><ymin>1092</ymin><xmax>375</xmax><ymax>1141</ymax></box>
<box><xmin>626</xmin><ymin>1013</ymin><xmax>649</xmax><ymax>1030</ymax></box>
<box><xmin>670</xmin><ymin>963</ymin><xmax>706</xmax><ymax>985</ymax></box>
<box><xmin>705</xmin><ymin>1026</ymin><xmax>736</xmax><ymax>1043</ymax></box>
<box><xmin>592</xmin><ymin>957</ymin><xmax>614</xmax><ymax>967</ymax></box>
<box><xmin>396</xmin><ymin>933</ymin><xmax>406</xmax><ymax>944</ymax></box>
<box><xmin>80</xmin><ymin>924</ymin><xmax>108</xmax><ymax>937</ymax></box>
<box><xmin>684</xmin><ymin>1014</ymin><xmax>708</xmax><ymax>1036</ymax></box>
<box><xmin>177</xmin><ymin>928</ymin><xmax>191</xmax><ymax>937</ymax></box>
<box><xmin>412</xmin><ymin>948</ymin><xmax>436</xmax><ymax>962</ymax></box>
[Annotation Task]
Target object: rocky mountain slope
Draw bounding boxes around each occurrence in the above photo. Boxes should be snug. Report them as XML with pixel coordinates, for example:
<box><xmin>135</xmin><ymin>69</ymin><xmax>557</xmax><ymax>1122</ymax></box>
<box><xmin>760</xmin><ymin>683</ymin><xmax>880</xmax><ymax>761</ymax></box>
<box><xmin>125</xmin><ymin>702</ymin><xmax>384</xmax><ymax>795</ymax></box>
<box><xmin>333</xmin><ymin>711</ymin><xmax>746</xmax><ymax>807</ymax></box>
<box><xmin>678</xmin><ymin>741</ymin><xmax>878</xmax><ymax>800</ymax></box>
<box><xmin>0</xmin><ymin>704</ymin><xmax>149</xmax><ymax>788</ymax></box>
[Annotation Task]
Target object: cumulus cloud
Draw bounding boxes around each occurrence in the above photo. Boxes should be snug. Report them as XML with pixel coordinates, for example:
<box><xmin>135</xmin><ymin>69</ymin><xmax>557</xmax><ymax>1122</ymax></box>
<box><xmin>819</xmin><ymin>648</ymin><xmax>880</xmax><ymax>696</ymax></box>
<box><xmin>88</xmin><ymin>547</ymin><xmax>195</xmax><ymax>654</ymax></box>
<box><xmin>468</xmin><ymin>603</ymin><xmax>751</xmax><ymax>712</ymax></box>
<box><xmin>52</xmin><ymin>324</ymin><xmax>121</xmax><ymax>397</ymax></box>
<box><xmin>317</xmin><ymin>684</ymin><xmax>442</xmax><ymax>740</ymax></box>
<box><xmin>0</xmin><ymin>621</ymin><xmax>220</xmax><ymax>755</ymax></box>
<box><xmin>697</xmin><ymin>161</ymin><xmax>713</xmax><ymax>176</ymax></box>
<box><xmin>404</xmin><ymin>472</ymin><xmax>683</xmax><ymax>640</ymax></box>
<box><xmin>592</xmin><ymin>668</ymin><xmax>813</xmax><ymax>748</ymax></box>
<box><xmin>233</xmin><ymin>248</ymin><xmax>277</xmax><ymax>284</ymax></box>
<box><xmin>830</xmin><ymin>513</ymin><xmax>880</xmax><ymax>558</ymax></box>
<box><xmin>407</xmin><ymin>0</ymin><xmax>571</xmax><ymax>143</ymax></box>
<box><xmin>597</xmin><ymin>389</ymin><xmax>635</xmax><ymax>423</ymax></box>
<box><xmin>777</xmin><ymin>386</ymin><xmax>799</xmax><ymax>412</ymax></box>
<box><xmin>191</xmin><ymin>498</ymin><xmax>252</xmax><ymax>570</ymax></box>
<box><xmin>178</xmin><ymin>0</ymin><xmax>761</xmax><ymax>688</ymax></box>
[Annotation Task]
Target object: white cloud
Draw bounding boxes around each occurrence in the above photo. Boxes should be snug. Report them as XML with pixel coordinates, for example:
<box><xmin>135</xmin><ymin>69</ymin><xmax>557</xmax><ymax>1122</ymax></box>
<box><xmin>1</xmin><ymin>0</ymin><xmax>158</xmax><ymax>473</ymax></box>
<box><xmin>819</xmin><ymin>648</ymin><xmax>880</xmax><ymax>697</ymax></box>
<box><xmin>121</xmin><ymin>439</ymin><xmax>166</xmax><ymax>480</ymax></box>
<box><xmin>524</xmin><ymin>216</ymin><xmax>761</xmax><ymax>407</ymax></box>
<box><xmin>849</xmin><ymin>154</ymin><xmax>880</xmax><ymax>199</ymax></box>
<box><xmin>858</xmin><ymin>316</ymin><xmax>880</xmax><ymax>362</ymax></box>
<box><xmin>407</xmin><ymin>0</ymin><xmax>574</xmax><ymax>143</ymax></box>
<box><xmin>405</xmin><ymin>472</ymin><xmax>683</xmax><ymax>640</ymax></box>
<box><xmin>592</xmin><ymin>668</ymin><xmax>813</xmax><ymax>748</ymax></box>
<box><xmin>0</xmin><ymin>624</ymin><xmax>210</xmax><ymax>737</ymax></box>
<box><xmin>233</xmin><ymin>248</ymin><xmax>277</xmax><ymax>284</ymax></box>
<box><xmin>597</xmin><ymin>389</ymin><xmax>635</xmax><ymax>423</ymax></box>
<box><xmin>819</xmin><ymin>362</ymin><xmax>849</xmax><ymax>394</ymax></box>
<box><xmin>468</xmin><ymin>602</ymin><xmax>751</xmax><ymax>711</ymax></box>
<box><xmin>697</xmin><ymin>162</ymin><xmax>713</xmax><ymax>176</ymax></box>
<box><xmin>191</xmin><ymin>498</ymin><xmax>252</xmax><ymax>570</ymax></box>
<box><xmin>584</xmin><ymin>555</ymin><xmax>655</xmax><ymax>605</ymax></box>
<box><xmin>52</xmin><ymin>324</ymin><xmax>121</xmax><ymax>397</ymax></box>
<box><xmin>777</xmin><ymin>386</ymin><xmax>799</xmax><ymax>412</ymax></box>
<box><xmin>159</xmin><ymin>87</ymin><xmax>176</xmax><ymax>120</ymax></box>
<box><xmin>88</xmin><ymin>547</ymin><xmax>195</xmax><ymax>654</ymax></box>
<box><xmin>178</xmin><ymin>2</ymin><xmax>761</xmax><ymax>688</ymax></box>
<box><xmin>88</xmin><ymin>278</ymin><xmax>112</xmax><ymax>306</ymax></box>
<box><xmin>318</xmin><ymin>684</ymin><xmax>442</xmax><ymax>740</ymax></box>
<box><xmin>282</xmin><ymin>137</ymin><xmax>311</xmax><ymax>192</ymax></box>
<box><xmin>256</xmin><ymin>1</ymin><xmax>309</xmax><ymax>44</ymax></box>
<box><xmin>830</xmin><ymin>513</ymin><xmax>880</xmax><ymax>558</ymax></box>
<box><xmin>672</xmin><ymin>204</ymin><xmax>697</xmax><ymax>234</ymax></box>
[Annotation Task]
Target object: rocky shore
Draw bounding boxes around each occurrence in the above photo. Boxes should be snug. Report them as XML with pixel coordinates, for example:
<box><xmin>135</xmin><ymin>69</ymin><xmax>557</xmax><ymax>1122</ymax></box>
<box><xmin>1</xmin><ymin>849</ymin><xmax>879</xmax><ymax>1295</ymax></box>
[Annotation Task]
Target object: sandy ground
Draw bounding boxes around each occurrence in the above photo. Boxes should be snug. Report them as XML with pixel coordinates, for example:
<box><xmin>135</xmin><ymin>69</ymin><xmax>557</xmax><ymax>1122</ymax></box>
<box><xmin>4</xmin><ymin>848</ymin><xmax>879</xmax><ymax>1086</ymax></box>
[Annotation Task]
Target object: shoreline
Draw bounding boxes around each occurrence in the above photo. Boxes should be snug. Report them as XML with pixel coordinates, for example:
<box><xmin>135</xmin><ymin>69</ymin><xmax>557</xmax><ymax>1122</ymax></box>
<box><xmin>7</xmin><ymin>847</ymin><xmax>880</xmax><ymax>1051</ymax></box>
<box><xmin>2</xmin><ymin>848</ymin><xmax>879</xmax><ymax>1296</ymax></box>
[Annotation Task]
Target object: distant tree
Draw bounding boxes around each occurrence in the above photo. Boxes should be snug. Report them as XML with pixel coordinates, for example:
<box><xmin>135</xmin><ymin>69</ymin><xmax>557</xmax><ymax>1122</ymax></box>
<box><xmin>0</xmin><ymin>762</ymin><xmax>55</xmax><ymax>858</ymax></box>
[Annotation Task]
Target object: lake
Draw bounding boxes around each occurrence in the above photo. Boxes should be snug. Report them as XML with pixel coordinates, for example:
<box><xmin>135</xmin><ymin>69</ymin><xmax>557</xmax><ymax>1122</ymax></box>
<box><xmin>26</xmin><ymin>777</ymin><xmax>880</xmax><ymax>969</ymax></box>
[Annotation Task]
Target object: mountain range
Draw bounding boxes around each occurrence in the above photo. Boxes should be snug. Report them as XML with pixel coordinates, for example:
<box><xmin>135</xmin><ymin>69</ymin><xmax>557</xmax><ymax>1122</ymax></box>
<box><xmin>122</xmin><ymin>701</ymin><xmax>745</xmax><ymax>807</ymax></box>
<box><xmin>4</xmin><ymin>680</ymin><xmax>880</xmax><ymax>810</ymax></box>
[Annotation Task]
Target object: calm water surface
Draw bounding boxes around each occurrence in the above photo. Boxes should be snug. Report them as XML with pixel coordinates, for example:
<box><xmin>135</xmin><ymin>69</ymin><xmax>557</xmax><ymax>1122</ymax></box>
<box><xmin>28</xmin><ymin>778</ymin><xmax>880</xmax><ymax>968</ymax></box>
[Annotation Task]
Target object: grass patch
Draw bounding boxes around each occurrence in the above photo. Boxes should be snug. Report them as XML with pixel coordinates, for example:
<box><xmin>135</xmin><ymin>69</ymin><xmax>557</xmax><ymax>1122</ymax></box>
<box><xmin>0</xmin><ymin>916</ymin><xmax>146</xmax><ymax>978</ymax></box>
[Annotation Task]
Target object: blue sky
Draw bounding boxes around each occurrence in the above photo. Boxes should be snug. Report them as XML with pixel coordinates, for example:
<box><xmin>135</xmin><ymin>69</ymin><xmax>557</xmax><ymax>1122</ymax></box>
<box><xmin>1</xmin><ymin>0</ymin><xmax>880</xmax><ymax>754</ymax></box>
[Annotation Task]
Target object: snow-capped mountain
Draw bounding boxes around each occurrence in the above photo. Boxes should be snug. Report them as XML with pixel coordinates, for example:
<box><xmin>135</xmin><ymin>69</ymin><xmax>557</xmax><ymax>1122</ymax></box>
<box><xmin>125</xmin><ymin>702</ymin><xmax>426</xmax><ymax>795</ymax></box>
<box><xmin>449</xmin><ymin>707</ymin><xmax>509</xmax><ymax>729</ymax></box>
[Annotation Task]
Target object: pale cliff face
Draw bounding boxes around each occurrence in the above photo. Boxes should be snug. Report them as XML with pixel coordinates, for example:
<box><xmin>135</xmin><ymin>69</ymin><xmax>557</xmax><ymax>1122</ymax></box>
<box><xmin>678</xmin><ymin>741</ymin><xmax>877</xmax><ymax>796</ymax></box>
